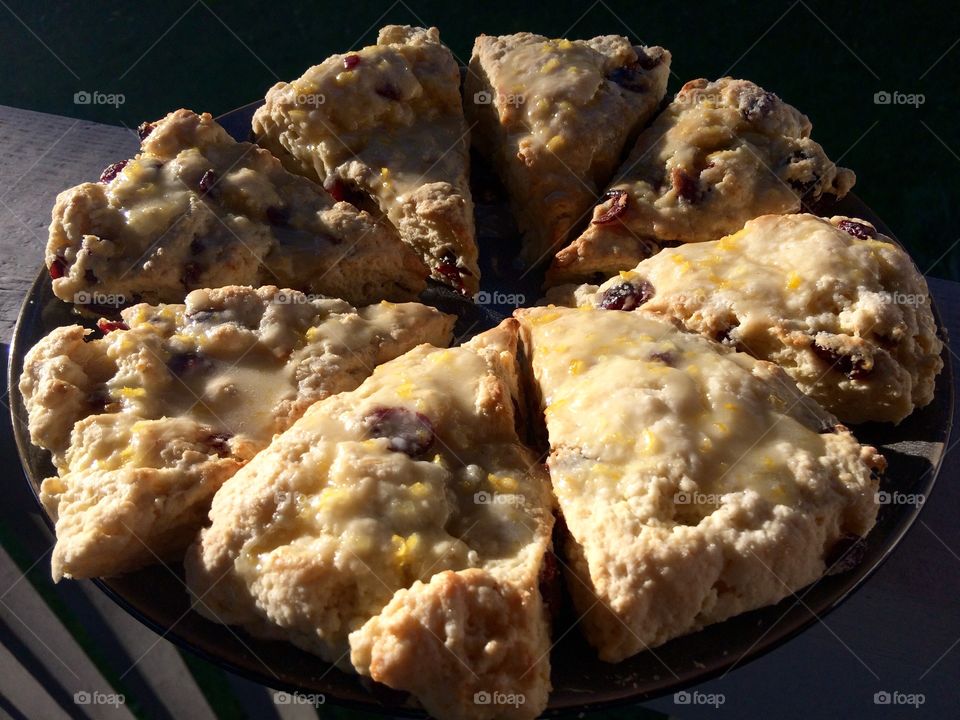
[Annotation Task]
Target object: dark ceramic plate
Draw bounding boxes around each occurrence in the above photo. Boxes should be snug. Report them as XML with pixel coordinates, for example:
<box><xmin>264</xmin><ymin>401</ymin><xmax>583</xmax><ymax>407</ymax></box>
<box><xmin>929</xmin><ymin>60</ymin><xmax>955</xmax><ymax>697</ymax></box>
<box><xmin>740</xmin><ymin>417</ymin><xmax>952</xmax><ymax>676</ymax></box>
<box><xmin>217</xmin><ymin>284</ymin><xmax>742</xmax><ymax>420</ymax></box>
<box><xmin>8</xmin><ymin>102</ymin><xmax>954</xmax><ymax>717</ymax></box>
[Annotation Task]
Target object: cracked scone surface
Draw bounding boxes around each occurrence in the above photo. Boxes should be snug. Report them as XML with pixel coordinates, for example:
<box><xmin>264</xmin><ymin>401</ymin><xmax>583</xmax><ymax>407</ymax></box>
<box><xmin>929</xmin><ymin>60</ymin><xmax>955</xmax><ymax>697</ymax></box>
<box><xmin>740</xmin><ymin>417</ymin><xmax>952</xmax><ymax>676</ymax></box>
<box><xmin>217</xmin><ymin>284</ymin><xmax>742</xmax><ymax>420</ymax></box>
<box><xmin>20</xmin><ymin>285</ymin><xmax>453</xmax><ymax>580</ymax></box>
<box><xmin>186</xmin><ymin>321</ymin><xmax>554</xmax><ymax>720</ymax></box>
<box><xmin>554</xmin><ymin>214</ymin><xmax>942</xmax><ymax>424</ymax></box>
<box><xmin>516</xmin><ymin>306</ymin><xmax>882</xmax><ymax>662</ymax></box>
<box><xmin>465</xmin><ymin>33</ymin><xmax>670</xmax><ymax>265</ymax></box>
<box><xmin>48</xmin><ymin>109</ymin><xmax>427</xmax><ymax>308</ymax></box>
<box><xmin>549</xmin><ymin>77</ymin><xmax>856</xmax><ymax>283</ymax></box>
<box><xmin>253</xmin><ymin>25</ymin><xmax>478</xmax><ymax>294</ymax></box>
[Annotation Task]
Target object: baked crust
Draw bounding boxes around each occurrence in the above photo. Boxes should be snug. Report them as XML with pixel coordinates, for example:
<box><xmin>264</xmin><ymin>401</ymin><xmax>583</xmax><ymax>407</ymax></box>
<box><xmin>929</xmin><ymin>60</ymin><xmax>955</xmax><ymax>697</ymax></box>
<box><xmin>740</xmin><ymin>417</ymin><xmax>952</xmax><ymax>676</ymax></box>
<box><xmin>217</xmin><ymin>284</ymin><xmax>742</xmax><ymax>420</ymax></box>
<box><xmin>465</xmin><ymin>33</ymin><xmax>670</xmax><ymax>266</ymax></box>
<box><xmin>47</xmin><ymin>109</ymin><xmax>427</xmax><ymax>308</ymax></box>
<box><xmin>186</xmin><ymin>321</ymin><xmax>554</xmax><ymax>720</ymax></box>
<box><xmin>20</xmin><ymin>285</ymin><xmax>453</xmax><ymax>579</ymax></box>
<box><xmin>551</xmin><ymin>214</ymin><xmax>943</xmax><ymax>423</ymax></box>
<box><xmin>253</xmin><ymin>26</ymin><xmax>479</xmax><ymax>294</ymax></box>
<box><xmin>548</xmin><ymin>77</ymin><xmax>856</xmax><ymax>284</ymax></box>
<box><xmin>516</xmin><ymin>305</ymin><xmax>882</xmax><ymax>661</ymax></box>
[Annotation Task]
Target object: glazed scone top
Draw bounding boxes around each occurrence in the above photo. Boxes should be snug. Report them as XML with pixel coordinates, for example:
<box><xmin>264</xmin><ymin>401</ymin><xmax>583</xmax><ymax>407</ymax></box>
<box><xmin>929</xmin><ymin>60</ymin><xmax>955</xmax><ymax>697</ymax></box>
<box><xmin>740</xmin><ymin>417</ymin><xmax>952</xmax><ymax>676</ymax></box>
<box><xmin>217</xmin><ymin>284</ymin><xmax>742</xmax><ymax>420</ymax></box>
<box><xmin>21</xmin><ymin>285</ymin><xmax>454</xmax><ymax>465</ymax></box>
<box><xmin>47</xmin><ymin>109</ymin><xmax>426</xmax><ymax>307</ymax></box>
<box><xmin>253</xmin><ymin>26</ymin><xmax>479</xmax><ymax>292</ymax></box>
<box><xmin>516</xmin><ymin>305</ymin><xmax>882</xmax><ymax>659</ymax></box>
<box><xmin>466</xmin><ymin>32</ymin><xmax>670</xmax><ymax>264</ymax></box>
<box><xmin>559</xmin><ymin>214</ymin><xmax>942</xmax><ymax>423</ymax></box>
<box><xmin>548</xmin><ymin>77</ymin><xmax>856</xmax><ymax>283</ymax></box>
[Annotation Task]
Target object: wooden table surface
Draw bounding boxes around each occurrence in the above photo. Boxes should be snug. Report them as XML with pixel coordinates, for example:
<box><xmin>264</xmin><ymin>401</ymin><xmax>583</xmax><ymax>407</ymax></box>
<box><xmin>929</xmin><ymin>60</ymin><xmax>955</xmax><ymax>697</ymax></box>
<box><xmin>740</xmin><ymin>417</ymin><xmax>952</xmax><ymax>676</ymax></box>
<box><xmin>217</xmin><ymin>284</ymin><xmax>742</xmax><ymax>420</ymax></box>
<box><xmin>0</xmin><ymin>104</ymin><xmax>956</xmax><ymax>719</ymax></box>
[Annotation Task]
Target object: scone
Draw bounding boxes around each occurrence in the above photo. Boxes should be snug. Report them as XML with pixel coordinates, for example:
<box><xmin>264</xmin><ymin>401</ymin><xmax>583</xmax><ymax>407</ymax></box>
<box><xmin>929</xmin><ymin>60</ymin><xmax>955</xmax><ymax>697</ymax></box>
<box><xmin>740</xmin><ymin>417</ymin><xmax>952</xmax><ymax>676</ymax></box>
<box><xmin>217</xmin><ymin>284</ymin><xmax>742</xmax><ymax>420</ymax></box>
<box><xmin>252</xmin><ymin>26</ymin><xmax>479</xmax><ymax>294</ymax></box>
<box><xmin>20</xmin><ymin>285</ymin><xmax>453</xmax><ymax>580</ymax></box>
<box><xmin>516</xmin><ymin>305</ymin><xmax>883</xmax><ymax>662</ymax></box>
<box><xmin>465</xmin><ymin>33</ymin><xmax>670</xmax><ymax>266</ymax></box>
<box><xmin>47</xmin><ymin>109</ymin><xmax>427</xmax><ymax>308</ymax></box>
<box><xmin>186</xmin><ymin>321</ymin><xmax>554</xmax><ymax>720</ymax></box>
<box><xmin>548</xmin><ymin>77</ymin><xmax>856</xmax><ymax>283</ymax></box>
<box><xmin>552</xmin><ymin>214</ymin><xmax>942</xmax><ymax>424</ymax></box>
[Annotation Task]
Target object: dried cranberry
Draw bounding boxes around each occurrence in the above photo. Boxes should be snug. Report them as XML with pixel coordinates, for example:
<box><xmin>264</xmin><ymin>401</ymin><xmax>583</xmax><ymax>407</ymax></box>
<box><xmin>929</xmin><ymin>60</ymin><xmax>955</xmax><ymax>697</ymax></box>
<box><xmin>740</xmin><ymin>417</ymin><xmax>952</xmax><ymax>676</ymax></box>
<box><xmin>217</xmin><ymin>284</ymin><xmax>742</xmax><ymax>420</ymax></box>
<box><xmin>365</xmin><ymin>407</ymin><xmax>434</xmax><ymax>457</ymax></box>
<box><xmin>436</xmin><ymin>252</ymin><xmax>468</xmax><ymax>294</ymax></box>
<box><xmin>635</xmin><ymin>46</ymin><xmax>666</xmax><ymax>70</ymax></box>
<box><xmin>97</xmin><ymin>318</ymin><xmax>128</xmax><ymax>334</ymax></box>
<box><xmin>592</xmin><ymin>190</ymin><xmax>629</xmax><ymax>224</ymax></box>
<box><xmin>740</xmin><ymin>90</ymin><xmax>777</xmax><ymax>122</ymax></box>
<box><xmin>836</xmin><ymin>219</ymin><xmax>877</xmax><ymax>240</ymax></box>
<box><xmin>648</xmin><ymin>350</ymin><xmax>676</xmax><ymax>365</ymax></box>
<box><xmin>49</xmin><ymin>257</ymin><xmax>66</xmax><ymax>280</ymax></box>
<box><xmin>810</xmin><ymin>340</ymin><xmax>871</xmax><ymax>380</ymax></box>
<box><xmin>607</xmin><ymin>61</ymin><xmax>653</xmax><ymax>92</ymax></box>
<box><xmin>99</xmin><ymin>160</ymin><xmax>128</xmax><ymax>183</ymax></box>
<box><xmin>343</xmin><ymin>54</ymin><xmax>361</xmax><ymax>70</ymax></box>
<box><xmin>198</xmin><ymin>169</ymin><xmax>217</xmax><ymax>194</ymax></box>
<box><xmin>324</xmin><ymin>177</ymin><xmax>348</xmax><ymax>202</ymax></box>
<box><xmin>87</xmin><ymin>388</ymin><xmax>112</xmax><ymax>412</ymax></box>
<box><xmin>825</xmin><ymin>533</ymin><xmax>866</xmax><ymax>575</ymax></box>
<box><xmin>671</xmin><ymin>167</ymin><xmax>700</xmax><ymax>203</ymax></box>
<box><xmin>598</xmin><ymin>280</ymin><xmax>654</xmax><ymax>311</ymax></box>
<box><xmin>376</xmin><ymin>83</ymin><xmax>402</xmax><ymax>101</ymax></box>
<box><xmin>266</xmin><ymin>205</ymin><xmax>291</xmax><ymax>226</ymax></box>
<box><xmin>205</xmin><ymin>431</ymin><xmax>233</xmax><ymax>457</ymax></box>
<box><xmin>167</xmin><ymin>352</ymin><xmax>210</xmax><ymax>375</ymax></box>
<box><xmin>137</xmin><ymin>122</ymin><xmax>155</xmax><ymax>140</ymax></box>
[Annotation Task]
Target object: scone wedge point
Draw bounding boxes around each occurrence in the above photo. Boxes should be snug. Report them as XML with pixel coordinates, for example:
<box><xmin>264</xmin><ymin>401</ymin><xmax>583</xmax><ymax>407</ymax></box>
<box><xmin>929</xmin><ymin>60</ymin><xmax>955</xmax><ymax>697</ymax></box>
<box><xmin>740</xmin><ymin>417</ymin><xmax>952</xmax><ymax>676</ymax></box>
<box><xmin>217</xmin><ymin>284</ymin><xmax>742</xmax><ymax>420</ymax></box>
<box><xmin>186</xmin><ymin>320</ymin><xmax>554</xmax><ymax>720</ymax></box>
<box><xmin>253</xmin><ymin>26</ymin><xmax>479</xmax><ymax>295</ymax></box>
<box><xmin>465</xmin><ymin>32</ymin><xmax>670</xmax><ymax>266</ymax></box>
<box><xmin>548</xmin><ymin>77</ymin><xmax>856</xmax><ymax>284</ymax></box>
<box><xmin>20</xmin><ymin>285</ymin><xmax>453</xmax><ymax>580</ymax></box>
<box><xmin>516</xmin><ymin>305</ymin><xmax>883</xmax><ymax>662</ymax></box>
<box><xmin>552</xmin><ymin>214</ymin><xmax>943</xmax><ymax>424</ymax></box>
<box><xmin>47</xmin><ymin>109</ymin><xmax>427</xmax><ymax>308</ymax></box>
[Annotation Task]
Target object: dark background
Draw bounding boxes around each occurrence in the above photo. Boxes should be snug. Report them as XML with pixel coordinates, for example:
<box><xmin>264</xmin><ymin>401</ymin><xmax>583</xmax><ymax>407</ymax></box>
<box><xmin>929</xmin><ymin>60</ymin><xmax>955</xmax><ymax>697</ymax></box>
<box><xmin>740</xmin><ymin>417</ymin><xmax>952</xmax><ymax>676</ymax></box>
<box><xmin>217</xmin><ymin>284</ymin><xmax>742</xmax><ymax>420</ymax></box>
<box><xmin>2</xmin><ymin>0</ymin><xmax>959</xmax><ymax>279</ymax></box>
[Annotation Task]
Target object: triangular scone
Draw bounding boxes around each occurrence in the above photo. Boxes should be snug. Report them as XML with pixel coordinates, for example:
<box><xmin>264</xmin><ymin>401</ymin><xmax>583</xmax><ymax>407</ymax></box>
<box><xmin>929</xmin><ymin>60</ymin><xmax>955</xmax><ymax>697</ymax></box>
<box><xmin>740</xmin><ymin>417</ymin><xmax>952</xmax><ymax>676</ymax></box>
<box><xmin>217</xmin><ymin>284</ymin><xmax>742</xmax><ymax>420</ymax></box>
<box><xmin>48</xmin><ymin>110</ymin><xmax>427</xmax><ymax>307</ymax></box>
<box><xmin>465</xmin><ymin>33</ymin><xmax>670</xmax><ymax>266</ymax></box>
<box><xmin>186</xmin><ymin>321</ymin><xmax>554</xmax><ymax>720</ymax></box>
<box><xmin>516</xmin><ymin>306</ymin><xmax>882</xmax><ymax>662</ymax></box>
<box><xmin>548</xmin><ymin>77</ymin><xmax>856</xmax><ymax>283</ymax></box>
<box><xmin>252</xmin><ymin>26</ymin><xmax>479</xmax><ymax>294</ymax></box>
<box><xmin>552</xmin><ymin>214</ymin><xmax>943</xmax><ymax>424</ymax></box>
<box><xmin>19</xmin><ymin>286</ymin><xmax>453</xmax><ymax>580</ymax></box>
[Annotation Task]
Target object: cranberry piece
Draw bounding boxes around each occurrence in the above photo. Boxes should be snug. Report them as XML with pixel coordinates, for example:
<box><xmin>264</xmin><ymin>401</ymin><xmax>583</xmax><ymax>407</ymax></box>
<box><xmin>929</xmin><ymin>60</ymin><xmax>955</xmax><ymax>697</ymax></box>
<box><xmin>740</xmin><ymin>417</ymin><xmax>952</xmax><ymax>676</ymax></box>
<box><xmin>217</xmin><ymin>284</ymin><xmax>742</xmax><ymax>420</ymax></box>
<box><xmin>635</xmin><ymin>46</ymin><xmax>666</xmax><ymax>71</ymax></box>
<box><xmin>739</xmin><ymin>90</ymin><xmax>777</xmax><ymax>122</ymax></box>
<box><xmin>836</xmin><ymin>219</ymin><xmax>877</xmax><ymax>240</ymax></box>
<box><xmin>607</xmin><ymin>61</ymin><xmax>653</xmax><ymax>92</ymax></box>
<box><xmin>825</xmin><ymin>533</ymin><xmax>866</xmax><ymax>575</ymax></box>
<box><xmin>810</xmin><ymin>340</ymin><xmax>871</xmax><ymax>380</ymax></box>
<box><xmin>648</xmin><ymin>350</ymin><xmax>676</xmax><ymax>365</ymax></box>
<box><xmin>87</xmin><ymin>388</ymin><xmax>112</xmax><ymax>412</ymax></box>
<box><xmin>343</xmin><ymin>54</ymin><xmax>361</xmax><ymax>70</ymax></box>
<box><xmin>49</xmin><ymin>257</ymin><xmax>66</xmax><ymax>280</ymax></box>
<box><xmin>137</xmin><ymin>122</ymin><xmax>155</xmax><ymax>140</ymax></box>
<box><xmin>198</xmin><ymin>169</ymin><xmax>217</xmax><ymax>194</ymax></box>
<box><xmin>376</xmin><ymin>83</ymin><xmax>402</xmax><ymax>101</ymax></box>
<box><xmin>99</xmin><ymin>160</ymin><xmax>128</xmax><ymax>183</ymax></box>
<box><xmin>97</xmin><ymin>318</ymin><xmax>128</xmax><ymax>334</ymax></box>
<box><xmin>365</xmin><ymin>407</ymin><xmax>434</xmax><ymax>457</ymax></box>
<box><xmin>266</xmin><ymin>205</ymin><xmax>291</xmax><ymax>226</ymax></box>
<box><xmin>598</xmin><ymin>280</ymin><xmax>654</xmax><ymax>311</ymax></box>
<box><xmin>592</xmin><ymin>190</ymin><xmax>629</xmax><ymax>224</ymax></box>
<box><xmin>204</xmin><ymin>431</ymin><xmax>233</xmax><ymax>457</ymax></box>
<box><xmin>167</xmin><ymin>352</ymin><xmax>211</xmax><ymax>375</ymax></box>
<box><xmin>671</xmin><ymin>167</ymin><xmax>700</xmax><ymax>203</ymax></box>
<box><xmin>323</xmin><ymin>177</ymin><xmax>348</xmax><ymax>202</ymax></box>
<box><xmin>436</xmin><ymin>251</ymin><xmax>468</xmax><ymax>294</ymax></box>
